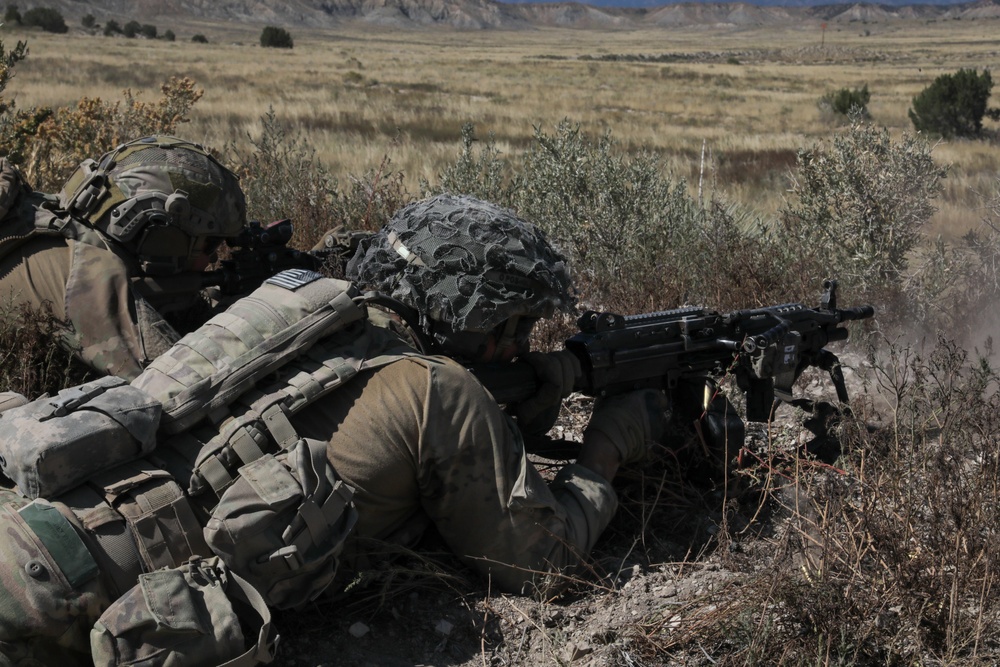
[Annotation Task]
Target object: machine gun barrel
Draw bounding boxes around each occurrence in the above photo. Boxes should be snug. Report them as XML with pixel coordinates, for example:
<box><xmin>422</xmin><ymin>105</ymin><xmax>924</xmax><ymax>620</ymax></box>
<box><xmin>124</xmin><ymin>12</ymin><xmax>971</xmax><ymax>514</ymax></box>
<box><xmin>471</xmin><ymin>280</ymin><xmax>874</xmax><ymax>416</ymax></box>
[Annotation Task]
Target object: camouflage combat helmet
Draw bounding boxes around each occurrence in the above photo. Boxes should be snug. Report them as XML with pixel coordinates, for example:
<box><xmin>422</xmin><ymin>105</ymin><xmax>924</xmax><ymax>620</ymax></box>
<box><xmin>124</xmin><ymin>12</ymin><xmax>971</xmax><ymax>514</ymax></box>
<box><xmin>59</xmin><ymin>135</ymin><xmax>246</xmax><ymax>274</ymax></box>
<box><xmin>347</xmin><ymin>194</ymin><xmax>574</xmax><ymax>335</ymax></box>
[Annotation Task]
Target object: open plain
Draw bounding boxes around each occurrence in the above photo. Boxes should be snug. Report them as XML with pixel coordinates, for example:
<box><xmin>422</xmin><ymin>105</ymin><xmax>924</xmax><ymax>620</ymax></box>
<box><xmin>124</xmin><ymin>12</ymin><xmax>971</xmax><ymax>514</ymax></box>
<box><xmin>4</xmin><ymin>11</ymin><xmax>1000</xmax><ymax>666</ymax></box>
<box><xmin>5</xmin><ymin>15</ymin><xmax>999</xmax><ymax>234</ymax></box>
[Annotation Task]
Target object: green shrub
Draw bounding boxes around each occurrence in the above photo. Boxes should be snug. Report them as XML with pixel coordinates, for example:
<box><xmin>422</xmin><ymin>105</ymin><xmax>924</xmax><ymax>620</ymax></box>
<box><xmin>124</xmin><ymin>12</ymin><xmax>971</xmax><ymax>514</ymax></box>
<box><xmin>3</xmin><ymin>4</ymin><xmax>20</xmax><ymax>24</ymax></box>
<box><xmin>819</xmin><ymin>83</ymin><xmax>871</xmax><ymax>118</ymax></box>
<box><xmin>103</xmin><ymin>19</ymin><xmax>120</xmax><ymax>36</ymax></box>
<box><xmin>140</xmin><ymin>24</ymin><xmax>156</xmax><ymax>39</ymax></box>
<box><xmin>260</xmin><ymin>26</ymin><xmax>293</xmax><ymax>49</ymax></box>
<box><xmin>81</xmin><ymin>14</ymin><xmax>95</xmax><ymax>29</ymax></box>
<box><xmin>122</xmin><ymin>20</ymin><xmax>140</xmax><ymax>38</ymax></box>
<box><xmin>21</xmin><ymin>7</ymin><xmax>67</xmax><ymax>33</ymax></box>
<box><xmin>162</xmin><ymin>29</ymin><xmax>175</xmax><ymax>42</ymax></box>
<box><xmin>909</xmin><ymin>68</ymin><xmax>994</xmax><ymax>138</ymax></box>
<box><xmin>780</xmin><ymin>115</ymin><xmax>946</xmax><ymax>322</ymax></box>
<box><xmin>191</xmin><ymin>34</ymin><xmax>208</xmax><ymax>44</ymax></box>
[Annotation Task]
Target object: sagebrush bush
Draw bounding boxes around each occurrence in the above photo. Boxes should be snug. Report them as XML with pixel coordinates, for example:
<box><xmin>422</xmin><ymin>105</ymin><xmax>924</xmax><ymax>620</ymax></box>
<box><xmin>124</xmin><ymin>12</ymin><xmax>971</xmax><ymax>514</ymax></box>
<box><xmin>430</xmin><ymin>121</ymin><xmax>795</xmax><ymax>313</ymax></box>
<box><xmin>0</xmin><ymin>35</ymin><xmax>27</xmax><ymax>117</ymax></box>
<box><xmin>909</xmin><ymin>68</ymin><xmax>995</xmax><ymax>139</ymax></box>
<box><xmin>780</xmin><ymin>115</ymin><xmax>946</xmax><ymax>323</ymax></box>
<box><xmin>229</xmin><ymin>108</ymin><xmax>406</xmax><ymax>250</ymax></box>
<box><xmin>1</xmin><ymin>76</ymin><xmax>203</xmax><ymax>190</ymax></box>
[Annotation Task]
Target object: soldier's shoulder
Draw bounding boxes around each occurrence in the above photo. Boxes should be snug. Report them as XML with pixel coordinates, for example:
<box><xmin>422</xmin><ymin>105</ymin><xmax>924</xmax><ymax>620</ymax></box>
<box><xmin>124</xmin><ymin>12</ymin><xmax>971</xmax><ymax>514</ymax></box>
<box><xmin>0</xmin><ymin>158</ymin><xmax>27</xmax><ymax>221</ymax></box>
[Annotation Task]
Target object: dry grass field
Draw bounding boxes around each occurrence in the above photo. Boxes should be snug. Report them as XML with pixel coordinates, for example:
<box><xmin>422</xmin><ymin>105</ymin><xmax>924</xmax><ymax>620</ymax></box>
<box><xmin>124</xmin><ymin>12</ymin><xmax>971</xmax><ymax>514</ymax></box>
<box><xmin>5</xmin><ymin>16</ymin><xmax>1000</xmax><ymax>666</ymax></box>
<box><xmin>4</xmin><ymin>17</ymin><xmax>999</xmax><ymax>236</ymax></box>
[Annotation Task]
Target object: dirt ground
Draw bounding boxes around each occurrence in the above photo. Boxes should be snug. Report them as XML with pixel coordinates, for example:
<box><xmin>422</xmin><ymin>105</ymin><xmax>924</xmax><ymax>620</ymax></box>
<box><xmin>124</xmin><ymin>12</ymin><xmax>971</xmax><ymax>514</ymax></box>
<box><xmin>268</xmin><ymin>364</ymin><xmax>857</xmax><ymax>667</ymax></box>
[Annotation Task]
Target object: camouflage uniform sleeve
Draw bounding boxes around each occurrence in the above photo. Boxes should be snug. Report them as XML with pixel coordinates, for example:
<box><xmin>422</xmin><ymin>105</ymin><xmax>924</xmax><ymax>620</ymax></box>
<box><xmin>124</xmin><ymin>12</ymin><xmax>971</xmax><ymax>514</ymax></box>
<box><xmin>422</xmin><ymin>357</ymin><xmax>618</xmax><ymax>592</ymax></box>
<box><xmin>62</xmin><ymin>240</ymin><xmax>167</xmax><ymax>380</ymax></box>
<box><xmin>304</xmin><ymin>355</ymin><xmax>618</xmax><ymax>595</ymax></box>
<box><xmin>0</xmin><ymin>157</ymin><xmax>26</xmax><ymax>221</ymax></box>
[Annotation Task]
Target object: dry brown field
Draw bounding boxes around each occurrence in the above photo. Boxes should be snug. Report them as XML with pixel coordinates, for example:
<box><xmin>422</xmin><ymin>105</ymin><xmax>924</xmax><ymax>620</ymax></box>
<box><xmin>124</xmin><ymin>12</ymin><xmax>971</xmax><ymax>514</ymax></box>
<box><xmin>4</xmin><ymin>16</ymin><xmax>999</xmax><ymax>235</ymax></box>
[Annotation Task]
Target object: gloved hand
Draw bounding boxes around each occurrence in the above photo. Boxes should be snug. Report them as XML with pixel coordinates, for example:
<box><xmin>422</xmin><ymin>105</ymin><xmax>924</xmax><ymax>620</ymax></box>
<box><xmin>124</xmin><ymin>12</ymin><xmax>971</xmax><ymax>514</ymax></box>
<box><xmin>583</xmin><ymin>389</ymin><xmax>670</xmax><ymax>465</ymax></box>
<box><xmin>513</xmin><ymin>350</ymin><xmax>582</xmax><ymax>436</ymax></box>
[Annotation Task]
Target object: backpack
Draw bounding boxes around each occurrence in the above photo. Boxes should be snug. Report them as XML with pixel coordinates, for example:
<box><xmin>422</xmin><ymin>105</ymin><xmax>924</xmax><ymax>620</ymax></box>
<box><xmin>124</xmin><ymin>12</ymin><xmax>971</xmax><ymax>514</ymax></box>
<box><xmin>0</xmin><ymin>269</ymin><xmax>416</xmax><ymax>665</ymax></box>
<box><xmin>0</xmin><ymin>158</ymin><xmax>110</xmax><ymax>259</ymax></box>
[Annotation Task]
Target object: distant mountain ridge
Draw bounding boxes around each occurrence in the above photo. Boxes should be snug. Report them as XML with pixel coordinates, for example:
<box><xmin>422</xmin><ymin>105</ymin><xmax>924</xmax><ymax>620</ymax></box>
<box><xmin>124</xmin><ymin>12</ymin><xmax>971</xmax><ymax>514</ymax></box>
<box><xmin>499</xmin><ymin>0</ymin><xmax>969</xmax><ymax>6</ymax></box>
<box><xmin>31</xmin><ymin>0</ymin><xmax>1000</xmax><ymax>29</ymax></box>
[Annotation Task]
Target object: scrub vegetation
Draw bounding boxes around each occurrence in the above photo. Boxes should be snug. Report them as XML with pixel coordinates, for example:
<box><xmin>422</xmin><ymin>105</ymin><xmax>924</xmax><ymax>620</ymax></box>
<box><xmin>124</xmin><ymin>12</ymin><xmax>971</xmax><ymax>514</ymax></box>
<box><xmin>2</xmin><ymin>16</ymin><xmax>1000</xmax><ymax>665</ymax></box>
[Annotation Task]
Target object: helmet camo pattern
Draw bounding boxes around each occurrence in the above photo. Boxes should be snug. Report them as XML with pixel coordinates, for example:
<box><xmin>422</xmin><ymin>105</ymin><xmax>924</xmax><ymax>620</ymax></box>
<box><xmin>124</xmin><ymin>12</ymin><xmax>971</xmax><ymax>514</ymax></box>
<box><xmin>348</xmin><ymin>194</ymin><xmax>574</xmax><ymax>333</ymax></box>
<box><xmin>59</xmin><ymin>136</ymin><xmax>246</xmax><ymax>271</ymax></box>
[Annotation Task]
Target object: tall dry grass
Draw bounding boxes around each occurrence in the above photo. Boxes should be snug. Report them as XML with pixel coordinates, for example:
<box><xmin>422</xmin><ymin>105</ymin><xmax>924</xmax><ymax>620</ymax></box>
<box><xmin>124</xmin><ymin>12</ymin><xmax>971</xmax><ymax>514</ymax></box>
<box><xmin>2</xmin><ymin>18</ymin><xmax>998</xmax><ymax>233</ymax></box>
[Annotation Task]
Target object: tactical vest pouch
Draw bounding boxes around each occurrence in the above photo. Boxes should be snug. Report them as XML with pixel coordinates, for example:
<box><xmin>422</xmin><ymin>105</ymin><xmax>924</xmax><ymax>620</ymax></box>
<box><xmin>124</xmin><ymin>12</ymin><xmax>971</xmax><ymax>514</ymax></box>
<box><xmin>132</xmin><ymin>270</ymin><xmax>367</xmax><ymax>435</ymax></box>
<box><xmin>0</xmin><ymin>376</ymin><xmax>161</xmax><ymax>498</ymax></box>
<box><xmin>91</xmin><ymin>556</ymin><xmax>278</xmax><ymax>667</ymax></box>
<box><xmin>60</xmin><ymin>460</ymin><xmax>210</xmax><ymax>600</ymax></box>
<box><xmin>204</xmin><ymin>438</ymin><xmax>357</xmax><ymax>609</ymax></box>
<box><xmin>0</xmin><ymin>498</ymin><xmax>107</xmax><ymax>657</ymax></box>
<box><xmin>0</xmin><ymin>391</ymin><xmax>27</xmax><ymax>414</ymax></box>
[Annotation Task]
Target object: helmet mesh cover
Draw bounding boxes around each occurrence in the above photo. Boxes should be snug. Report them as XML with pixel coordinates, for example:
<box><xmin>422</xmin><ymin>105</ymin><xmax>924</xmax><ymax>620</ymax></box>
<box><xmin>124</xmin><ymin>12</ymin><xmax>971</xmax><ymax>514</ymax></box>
<box><xmin>348</xmin><ymin>194</ymin><xmax>574</xmax><ymax>333</ymax></box>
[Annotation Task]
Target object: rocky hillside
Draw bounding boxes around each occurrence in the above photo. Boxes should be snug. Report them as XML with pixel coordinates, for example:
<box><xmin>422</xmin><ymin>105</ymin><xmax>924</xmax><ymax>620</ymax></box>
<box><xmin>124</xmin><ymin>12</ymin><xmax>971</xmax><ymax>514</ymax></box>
<box><xmin>24</xmin><ymin>0</ymin><xmax>1000</xmax><ymax>29</ymax></box>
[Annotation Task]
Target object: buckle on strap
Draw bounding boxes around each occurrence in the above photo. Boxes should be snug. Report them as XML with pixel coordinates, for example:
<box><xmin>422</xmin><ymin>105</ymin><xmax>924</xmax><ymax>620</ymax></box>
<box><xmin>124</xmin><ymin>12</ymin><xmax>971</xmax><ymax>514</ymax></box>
<box><xmin>41</xmin><ymin>375</ymin><xmax>125</xmax><ymax>419</ymax></box>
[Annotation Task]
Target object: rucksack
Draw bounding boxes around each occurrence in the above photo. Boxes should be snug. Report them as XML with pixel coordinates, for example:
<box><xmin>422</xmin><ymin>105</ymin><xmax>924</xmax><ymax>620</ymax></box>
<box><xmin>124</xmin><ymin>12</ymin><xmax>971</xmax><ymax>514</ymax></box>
<box><xmin>0</xmin><ymin>157</ymin><xmax>110</xmax><ymax>260</ymax></box>
<box><xmin>0</xmin><ymin>269</ymin><xmax>414</xmax><ymax>665</ymax></box>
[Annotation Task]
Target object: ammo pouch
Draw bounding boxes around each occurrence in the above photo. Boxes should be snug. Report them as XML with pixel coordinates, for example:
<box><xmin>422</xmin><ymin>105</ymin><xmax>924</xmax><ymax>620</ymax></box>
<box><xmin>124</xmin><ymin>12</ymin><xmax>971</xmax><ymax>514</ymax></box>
<box><xmin>91</xmin><ymin>556</ymin><xmax>277</xmax><ymax>667</ymax></box>
<box><xmin>59</xmin><ymin>459</ymin><xmax>209</xmax><ymax>600</ymax></box>
<box><xmin>204</xmin><ymin>438</ymin><xmax>357</xmax><ymax>610</ymax></box>
<box><xmin>0</xmin><ymin>376</ymin><xmax>161</xmax><ymax>498</ymax></box>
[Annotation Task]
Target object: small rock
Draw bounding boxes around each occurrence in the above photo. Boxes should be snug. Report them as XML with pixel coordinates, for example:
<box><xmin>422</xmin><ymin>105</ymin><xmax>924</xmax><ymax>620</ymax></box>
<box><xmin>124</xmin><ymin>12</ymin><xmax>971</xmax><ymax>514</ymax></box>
<box><xmin>348</xmin><ymin>622</ymin><xmax>370</xmax><ymax>638</ymax></box>
<box><xmin>435</xmin><ymin>619</ymin><xmax>454</xmax><ymax>636</ymax></box>
<box><xmin>561</xmin><ymin>641</ymin><xmax>594</xmax><ymax>662</ymax></box>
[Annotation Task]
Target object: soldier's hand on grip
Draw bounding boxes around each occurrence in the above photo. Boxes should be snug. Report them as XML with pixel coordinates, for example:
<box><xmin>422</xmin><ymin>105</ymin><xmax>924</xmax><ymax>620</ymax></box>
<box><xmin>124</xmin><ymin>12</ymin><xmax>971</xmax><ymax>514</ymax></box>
<box><xmin>584</xmin><ymin>389</ymin><xmax>670</xmax><ymax>465</ymax></box>
<box><xmin>513</xmin><ymin>350</ymin><xmax>581</xmax><ymax>436</ymax></box>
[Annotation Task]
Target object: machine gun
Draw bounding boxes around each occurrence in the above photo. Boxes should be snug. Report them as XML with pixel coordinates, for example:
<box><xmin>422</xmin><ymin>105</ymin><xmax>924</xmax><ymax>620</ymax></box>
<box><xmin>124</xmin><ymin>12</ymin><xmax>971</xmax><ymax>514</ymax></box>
<box><xmin>470</xmin><ymin>280</ymin><xmax>874</xmax><ymax>460</ymax></box>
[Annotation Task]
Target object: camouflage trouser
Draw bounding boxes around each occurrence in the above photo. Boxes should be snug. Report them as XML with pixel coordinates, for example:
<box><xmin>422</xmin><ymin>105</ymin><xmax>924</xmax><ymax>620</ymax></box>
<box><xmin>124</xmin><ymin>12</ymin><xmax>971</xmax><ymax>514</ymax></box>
<box><xmin>0</xmin><ymin>489</ymin><xmax>112</xmax><ymax>667</ymax></box>
<box><xmin>292</xmin><ymin>355</ymin><xmax>619</xmax><ymax>595</ymax></box>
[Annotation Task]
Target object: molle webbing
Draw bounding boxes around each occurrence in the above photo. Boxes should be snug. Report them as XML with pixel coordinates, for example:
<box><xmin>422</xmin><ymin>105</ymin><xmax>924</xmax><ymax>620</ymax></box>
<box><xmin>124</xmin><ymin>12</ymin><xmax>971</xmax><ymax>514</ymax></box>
<box><xmin>59</xmin><ymin>461</ymin><xmax>208</xmax><ymax>598</ymax></box>
<box><xmin>132</xmin><ymin>271</ymin><xmax>368</xmax><ymax>435</ymax></box>
<box><xmin>134</xmin><ymin>271</ymin><xmax>405</xmax><ymax>506</ymax></box>
<box><xmin>151</xmin><ymin>335</ymin><xmax>394</xmax><ymax>506</ymax></box>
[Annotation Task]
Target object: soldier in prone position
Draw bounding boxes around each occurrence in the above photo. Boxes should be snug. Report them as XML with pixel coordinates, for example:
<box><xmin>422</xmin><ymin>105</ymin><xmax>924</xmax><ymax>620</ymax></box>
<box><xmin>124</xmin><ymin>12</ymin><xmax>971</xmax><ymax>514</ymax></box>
<box><xmin>0</xmin><ymin>195</ymin><xmax>667</xmax><ymax>666</ymax></box>
<box><xmin>0</xmin><ymin>136</ymin><xmax>249</xmax><ymax>380</ymax></box>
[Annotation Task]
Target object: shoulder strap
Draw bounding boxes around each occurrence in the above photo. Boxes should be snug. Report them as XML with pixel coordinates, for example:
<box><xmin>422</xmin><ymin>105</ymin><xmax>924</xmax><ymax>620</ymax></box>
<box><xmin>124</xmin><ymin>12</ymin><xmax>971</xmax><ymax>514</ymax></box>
<box><xmin>134</xmin><ymin>270</ymin><xmax>368</xmax><ymax>434</ymax></box>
